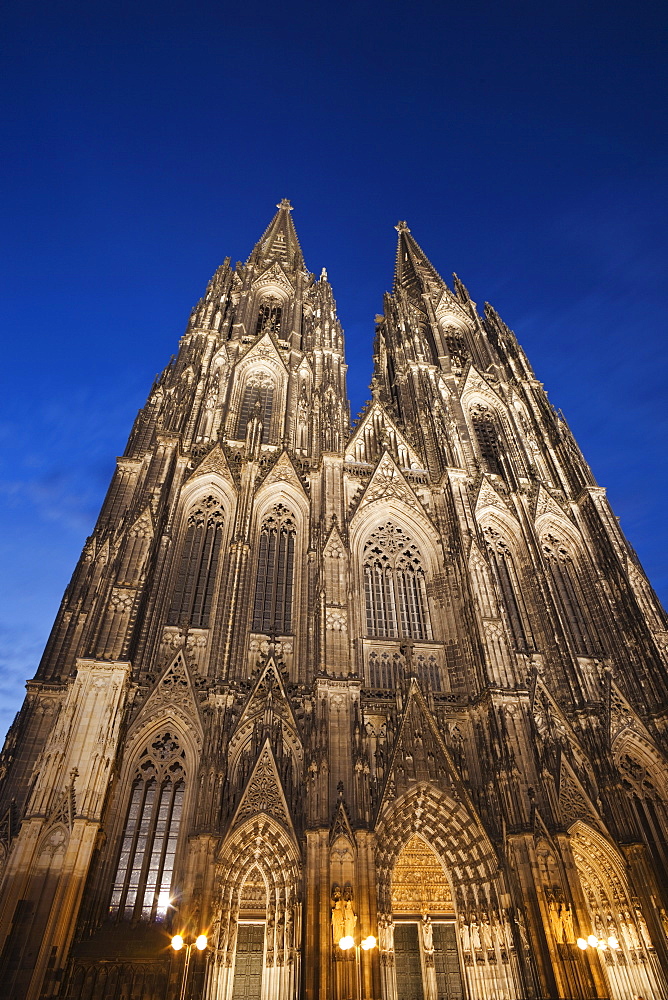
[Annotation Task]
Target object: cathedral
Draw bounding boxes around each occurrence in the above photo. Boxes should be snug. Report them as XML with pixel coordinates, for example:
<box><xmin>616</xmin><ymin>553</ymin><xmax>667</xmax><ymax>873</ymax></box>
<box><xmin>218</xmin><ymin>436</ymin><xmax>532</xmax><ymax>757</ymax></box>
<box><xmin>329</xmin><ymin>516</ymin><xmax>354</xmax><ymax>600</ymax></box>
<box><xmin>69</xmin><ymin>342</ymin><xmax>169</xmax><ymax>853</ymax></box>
<box><xmin>1</xmin><ymin>200</ymin><xmax>668</xmax><ymax>1000</ymax></box>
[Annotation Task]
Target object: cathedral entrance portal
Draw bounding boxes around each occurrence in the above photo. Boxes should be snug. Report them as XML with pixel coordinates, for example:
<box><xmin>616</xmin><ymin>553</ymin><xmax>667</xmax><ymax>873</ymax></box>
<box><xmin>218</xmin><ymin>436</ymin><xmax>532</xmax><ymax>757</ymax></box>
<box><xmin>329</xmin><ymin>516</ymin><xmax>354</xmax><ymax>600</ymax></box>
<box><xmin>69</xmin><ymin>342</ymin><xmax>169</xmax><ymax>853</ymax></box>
<box><xmin>388</xmin><ymin>835</ymin><xmax>464</xmax><ymax>1000</ymax></box>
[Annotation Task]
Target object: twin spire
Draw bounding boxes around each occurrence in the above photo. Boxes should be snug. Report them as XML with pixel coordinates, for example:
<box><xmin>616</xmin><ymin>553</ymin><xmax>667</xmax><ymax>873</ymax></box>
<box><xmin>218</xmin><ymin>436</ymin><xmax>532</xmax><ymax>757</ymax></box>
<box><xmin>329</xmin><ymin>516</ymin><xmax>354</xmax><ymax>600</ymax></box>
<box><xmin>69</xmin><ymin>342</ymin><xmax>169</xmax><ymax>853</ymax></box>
<box><xmin>249</xmin><ymin>198</ymin><xmax>305</xmax><ymax>270</ymax></box>
<box><xmin>249</xmin><ymin>200</ymin><xmax>445</xmax><ymax>294</ymax></box>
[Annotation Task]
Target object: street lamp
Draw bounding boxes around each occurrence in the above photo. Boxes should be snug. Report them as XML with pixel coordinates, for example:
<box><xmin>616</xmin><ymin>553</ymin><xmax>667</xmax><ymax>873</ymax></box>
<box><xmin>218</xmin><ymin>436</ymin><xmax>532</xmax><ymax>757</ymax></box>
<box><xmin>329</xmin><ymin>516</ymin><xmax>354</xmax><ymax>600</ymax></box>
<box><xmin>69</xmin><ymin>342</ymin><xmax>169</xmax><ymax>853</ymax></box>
<box><xmin>577</xmin><ymin>933</ymin><xmax>620</xmax><ymax>952</ymax></box>
<box><xmin>339</xmin><ymin>934</ymin><xmax>377</xmax><ymax>997</ymax></box>
<box><xmin>171</xmin><ymin>932</ymin><xmax>208</xmax><ymax>1000</ymax></box>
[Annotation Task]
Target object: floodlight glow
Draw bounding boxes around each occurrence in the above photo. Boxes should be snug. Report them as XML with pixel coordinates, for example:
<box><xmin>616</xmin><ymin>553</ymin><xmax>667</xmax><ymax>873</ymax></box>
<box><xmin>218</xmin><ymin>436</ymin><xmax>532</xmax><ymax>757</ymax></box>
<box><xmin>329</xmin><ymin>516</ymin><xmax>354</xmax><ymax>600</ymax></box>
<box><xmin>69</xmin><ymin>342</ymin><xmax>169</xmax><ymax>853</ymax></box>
<box><xmin>196</xmin><ymin>935</ymin><xmax>208</xmax><ymax>951</ymax></box>
<box><xmin>361</xmin><ymin>935</ymin><xmax>377</xmax><ymax>951</ymax></box>
<box><xmin>157</xmin><ymin>890</ymin><xmax>171</xmax><ymax>915</ymax></box>
<box><xmin>607</xmin><ymin>936</ymin><xmax>619</xmax><ymax>949</ymax></box>
<box><xmin>339</xmin><ymin>936</ymin><xmax>354</xmax><ymax>950</ymax></box>
<box><xmin>171</xmin><ymin>934</ymin><xmax>184</xmax><ymax>951</ymax></box>
<box><xmin>587</xmin><ymin>935</ymin><xmax>598</xmax><ymax>947</ymax></box>
<box><xmin>577</xmin><ymin>938</ymin><xmax>588</xmax><ymax>950</ymax></box>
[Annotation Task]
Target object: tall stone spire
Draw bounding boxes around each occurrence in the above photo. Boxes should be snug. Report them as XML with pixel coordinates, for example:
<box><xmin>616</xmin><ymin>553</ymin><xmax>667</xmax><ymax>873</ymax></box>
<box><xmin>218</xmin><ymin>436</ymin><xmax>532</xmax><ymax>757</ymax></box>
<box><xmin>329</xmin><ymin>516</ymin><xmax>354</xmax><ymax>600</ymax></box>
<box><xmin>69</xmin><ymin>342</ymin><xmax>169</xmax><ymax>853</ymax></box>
<box><xmin>393</xmin><ymin>219</ymin><xmax>445</xmax><ymax>299</ymax></box>
<box><xmin>249</xmin><ymin>197</ymin><xmax>305</xmax><ymax>270</ymax></box>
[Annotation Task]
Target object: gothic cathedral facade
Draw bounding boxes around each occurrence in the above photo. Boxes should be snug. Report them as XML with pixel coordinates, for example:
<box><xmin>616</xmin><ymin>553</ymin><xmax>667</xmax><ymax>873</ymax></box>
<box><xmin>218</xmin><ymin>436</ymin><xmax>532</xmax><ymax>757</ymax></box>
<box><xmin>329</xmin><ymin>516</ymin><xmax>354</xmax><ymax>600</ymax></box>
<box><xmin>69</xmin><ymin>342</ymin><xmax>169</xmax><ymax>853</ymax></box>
<box><xmin>1</xmin><ymin>201</ymin><xmax>667</xmax><ymax>1000</ymax></box>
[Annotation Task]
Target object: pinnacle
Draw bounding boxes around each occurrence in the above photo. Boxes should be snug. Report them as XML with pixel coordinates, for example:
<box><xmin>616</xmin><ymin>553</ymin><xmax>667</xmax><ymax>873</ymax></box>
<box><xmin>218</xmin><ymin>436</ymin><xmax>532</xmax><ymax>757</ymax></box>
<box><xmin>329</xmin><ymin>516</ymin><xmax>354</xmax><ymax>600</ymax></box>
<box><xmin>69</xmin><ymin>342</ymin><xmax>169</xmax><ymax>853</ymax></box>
<box><xmin>250</xmin><ymin>199</ymin><xmax>304</xmax><ymax>270</ymax></box>
<box><xmin>393</xmin><ymin>222</ymin><xmax>444</xmax><ymax>297</ymax></box>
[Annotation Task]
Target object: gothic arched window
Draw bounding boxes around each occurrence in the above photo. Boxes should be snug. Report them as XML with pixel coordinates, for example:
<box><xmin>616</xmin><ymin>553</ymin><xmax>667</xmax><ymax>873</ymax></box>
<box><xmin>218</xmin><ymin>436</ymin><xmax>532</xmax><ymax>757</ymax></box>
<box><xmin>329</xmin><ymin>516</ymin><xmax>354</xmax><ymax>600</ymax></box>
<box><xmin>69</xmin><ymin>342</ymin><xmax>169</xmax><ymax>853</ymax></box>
<box><xmin>363</xmin><ymin>522</ymin><xmax>432</xmax><ymax>640</ymax></box>
<box><xmin>109</xmin><ymin>732</ymin><xmax>186</xmax><ymax>922</ymax></box>
<box><xmin>484</xmin><ymin>527</ymin><xmax>535</xmax><ymax>651</ymax></box>
<box><xmin>542</xmin><ymin>534</ymin><xmax>598</xmax><ymax>655</ymax></box>
<box><xmin>255</xmin><ymin>296</ymin><xmax>283</xmax><ymax>338</ymax></box>
<box><xmin>252</xmin><ymin>504</ymin><xmax>296</xmax><ymax>635</ymax></box>
<box><xmin>443</xmin><ymin>325</ymin><xmax>468</xmax><ymax>375</ymax></box>
<box><xmin>237</xmin><ymin>373</ymin><xmax>275</xmax><ymax>443</ymax></box>
<box><xmin>168</xmin><ymin>496</ymin><xmax>224</xmax><ymax>628</ymax></box>
<box><xmin>471</xmin><ymin>404</ymin><xmax>504</xmax><ymax>478</ymax></box>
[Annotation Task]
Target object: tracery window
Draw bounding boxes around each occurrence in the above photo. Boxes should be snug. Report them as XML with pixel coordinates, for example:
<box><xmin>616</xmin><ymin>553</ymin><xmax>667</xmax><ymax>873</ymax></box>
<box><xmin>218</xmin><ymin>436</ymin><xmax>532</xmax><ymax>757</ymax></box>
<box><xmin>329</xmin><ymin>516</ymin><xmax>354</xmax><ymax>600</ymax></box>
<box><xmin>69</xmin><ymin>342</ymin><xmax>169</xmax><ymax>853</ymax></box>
<box><xmin>542</xmin><ymin>535</ymin><xmax>597</xmax><ymax>654</ymax></box>
<box><xmin>237</xmin><ymin>372</ymin><xmax>275</xmax><ymax>443</ymax></box>
<box><xmin>109</xmin><ymin>732</ymin><xmax>186</xmax><ymax>922</ymax></box>
<box><xmin>255</xmin><ymin>296</ymin><xmax>282</xmax><ymax>337</ymax></box>
<box><xmin>252</xmin><ymin>504</ymin><xmax>296</xmax><ymax>635</ymax></box>
<box><xmin>617</xmin><ymin>749</ymin><xmax>668</xmax><ymax>883</ymax></box>
<box><xmin>363</xmin><ymin>522</ymin><xmax>432</xmax><ymax>640</ymax></box>
<box><xmin>483</xmin><ymin>527</ymin><xmax>535</xmax><ymax>651</ymax></box>
<box><xmin>444</xmin><ymin>326</ymin><xmax>468</xmax><ymax>375</ymax></box>
<box><xmin>168</xmin><ymin>496</ymin><xmax>224</xmax><ymax>628</ymax></box>
<box><xmin>471</xmin><ymin>404</ymin><xmax>504</xmax><ymax>478</ymax></box>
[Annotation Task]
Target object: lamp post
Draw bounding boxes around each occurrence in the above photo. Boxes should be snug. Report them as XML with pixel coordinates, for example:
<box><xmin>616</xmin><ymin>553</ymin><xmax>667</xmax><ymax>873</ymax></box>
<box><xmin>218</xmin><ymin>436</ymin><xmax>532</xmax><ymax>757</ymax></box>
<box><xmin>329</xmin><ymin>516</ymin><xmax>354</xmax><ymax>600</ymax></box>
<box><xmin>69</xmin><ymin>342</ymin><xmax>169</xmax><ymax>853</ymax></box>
<box><xmin>339</xmin><ymin>934</ymin><xmax>377</xmax><ymax>999</ymax></box>
<box><xmin>171</xmin><ymin>932</ymin><xmax>208</xmax><ymax>1000</ymax></box>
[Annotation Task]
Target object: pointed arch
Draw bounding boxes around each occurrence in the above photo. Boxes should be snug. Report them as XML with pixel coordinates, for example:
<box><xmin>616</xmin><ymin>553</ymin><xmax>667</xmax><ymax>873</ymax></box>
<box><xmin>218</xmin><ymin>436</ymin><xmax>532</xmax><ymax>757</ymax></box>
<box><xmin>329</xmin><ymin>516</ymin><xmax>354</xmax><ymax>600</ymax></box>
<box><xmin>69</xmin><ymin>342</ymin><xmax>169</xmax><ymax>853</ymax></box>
<box><xmin>569</xmin><ymin>821</ymin><xmax>666</xmax><ymax>1000</ymax></box>
<box><xmin>351</xmin><ymin>500</ymin><xmax>439</xmax><ymax>645</ymax></box>
<box><xmin>470</xmin><ymin>402</ymin><xmax>505</xmax><ymax>478</ymax></box>
<box><xmin>480</xmin><ymin>522</ymin><xmax>535</xmax><ymax>651</ymax></box>
<box><xmin>391</xmin><ymin>833</ymin><xmax>454</xmax><ymax>916</ymax></box>
<box><xmin>252</xmin><ymin>503</ymin><xmax>297</xmax><ymax>635</ymax></box>
<box><xmin>168</xmin><ymin>490</ymin><xmax>228</xmax><ymax>628</ymax></box>
<box><xmin>211</xmin><ymin>815</ymin><xmax>301</xmax><ymax>989</ymax></box>
<box><xmin>538</xmin><ymin>523</ymin><xmax>600</xmax><ymax>655</ymax></box>
<box><xmin>375</xmin><ymin>783</ymin><xmax>499</xmax><ymax>914</ymax></box>
<box><xmin>361</xmin><ymin>521</ymin><xmax>432</xmax><ymax>640</ymax></box>
<box><xmin>375</xmin><ymin>783</ymin><xmax>521</xmax><ymax>999</ymax></box>
<box><xmin>108</xmin><ymin>729</ymin><xmax>189</xmax><ymax>921</ymax></box>
<box><xmin>612</xmin><ymin>732</ymin><xmax>668</xmax><ymax>885</ymax></box>
<box><xmin>227</xmin><ymin>339</ymin><xmax>288</xmax><ymax>446</ymax></box>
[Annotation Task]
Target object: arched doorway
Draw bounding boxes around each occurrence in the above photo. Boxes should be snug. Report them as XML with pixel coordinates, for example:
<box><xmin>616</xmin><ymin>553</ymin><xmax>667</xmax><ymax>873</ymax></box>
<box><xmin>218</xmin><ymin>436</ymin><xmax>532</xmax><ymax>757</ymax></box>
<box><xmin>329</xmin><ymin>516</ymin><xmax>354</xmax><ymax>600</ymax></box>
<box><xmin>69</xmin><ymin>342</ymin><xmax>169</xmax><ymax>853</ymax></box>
<box><xmin>388</xmin><ymin>835</ymin><xmax>463</xmax><ymax>1000</ymax></box>
<box><xmin>570</xmin><ymin>822</ymin><xmax>668</xmax><ymax>1000</ymax></box>
<box><xmin>209</xmin><ymin>817</ymin><xmax>301</xmax><ymax>1000</ymax></box>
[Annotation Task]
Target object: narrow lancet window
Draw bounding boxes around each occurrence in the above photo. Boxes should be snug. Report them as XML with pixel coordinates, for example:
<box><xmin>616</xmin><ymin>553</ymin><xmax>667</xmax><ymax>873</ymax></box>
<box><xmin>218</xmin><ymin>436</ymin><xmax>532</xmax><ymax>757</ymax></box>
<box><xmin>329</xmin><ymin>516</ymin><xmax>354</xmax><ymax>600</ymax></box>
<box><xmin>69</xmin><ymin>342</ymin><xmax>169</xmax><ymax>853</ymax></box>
<box><xmin>168</xmin><ymin>496</ymin><xmax>224</xmax><ymax>628</ymax></box>
<box><xmin>252</xmin><ymin>504</ymin><xmax>296</xmax><ymax>635</ymax></box>
<box><xmin>471</xmin><ymin>405</ymin><xmax>504</xmax><ymax>478</ymax></box>
<box><xmin>363</xmin><ymin>522</ymin><xmax>432</xmax><ymax>640</ymax></box>
<box><xmin>237</xmin><ymin>374</ymin><xmax>274</xmax><ymax>443</ymax></box>
<box><xmin>542</xmin><ymin>534</ymin><xmax>598</xmax><ymax>654</ymax></box>
<box><xmin>109</xmin><ymin>732</ymin><xmax>186</xmax><ymax>922</ymax></box>
<box><xmin>255</xmin><ymin>297</ymin><xmax>282</xmax><ymax>338</ymax></box>
<box><xmin>484</xmin><ymin>528</ymin><xmax>535</xmax><ymax>651</ymax></box>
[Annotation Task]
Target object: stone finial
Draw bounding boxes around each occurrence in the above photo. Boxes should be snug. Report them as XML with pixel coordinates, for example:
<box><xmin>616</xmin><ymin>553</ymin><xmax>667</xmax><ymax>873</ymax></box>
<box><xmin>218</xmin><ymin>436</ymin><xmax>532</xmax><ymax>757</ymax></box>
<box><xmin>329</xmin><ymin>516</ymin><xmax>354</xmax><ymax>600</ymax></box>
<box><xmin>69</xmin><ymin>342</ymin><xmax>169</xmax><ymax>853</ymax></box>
<box><xmin>395</xmin><ymin>220</ymin><xmax>410</xmax><ymax>232</ymax></box>
<box><xmin>277</xmin><ymin>198</ymin><xmax>293</xmax><ymax>211</ymax></box>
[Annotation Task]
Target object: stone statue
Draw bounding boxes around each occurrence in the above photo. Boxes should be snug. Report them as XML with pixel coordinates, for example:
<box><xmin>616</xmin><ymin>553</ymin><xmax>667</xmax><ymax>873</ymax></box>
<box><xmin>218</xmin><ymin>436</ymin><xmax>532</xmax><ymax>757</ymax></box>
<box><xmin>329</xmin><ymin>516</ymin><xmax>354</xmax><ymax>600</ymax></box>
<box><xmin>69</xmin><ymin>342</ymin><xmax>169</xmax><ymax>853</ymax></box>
<box><xmin>470</xmin><ymin>912</ymin><xmax>482</xmax><ymax>950</ymax></box>
<box><xmin>331</xmin><ymin>887</ymin><xmax>344</xmax><ymax>944</ymax></box>
<box><xmin>421</xmin><ymin>915</ymin><xmax>434</xmax><ymax>953</ymax></box>
<box><xmin>343</xmin><ymin>887</ymin><xmax>357</xmax><ymax>938</ymax></box>
<box><xmin>560</xmin><ymin>903</ymin><xmax>575</xmax><ymax>944</ymax></box>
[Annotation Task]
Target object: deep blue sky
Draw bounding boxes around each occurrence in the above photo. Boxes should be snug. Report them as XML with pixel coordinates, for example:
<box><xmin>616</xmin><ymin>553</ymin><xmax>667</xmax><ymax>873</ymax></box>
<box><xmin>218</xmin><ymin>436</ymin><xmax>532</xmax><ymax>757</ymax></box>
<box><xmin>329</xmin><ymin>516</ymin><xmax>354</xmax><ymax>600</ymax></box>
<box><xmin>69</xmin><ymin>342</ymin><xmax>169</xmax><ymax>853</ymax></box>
<box><xmin>1</xmin><ymin>1</ymin><xmax>667</xmax><ymax>741</ymax></box>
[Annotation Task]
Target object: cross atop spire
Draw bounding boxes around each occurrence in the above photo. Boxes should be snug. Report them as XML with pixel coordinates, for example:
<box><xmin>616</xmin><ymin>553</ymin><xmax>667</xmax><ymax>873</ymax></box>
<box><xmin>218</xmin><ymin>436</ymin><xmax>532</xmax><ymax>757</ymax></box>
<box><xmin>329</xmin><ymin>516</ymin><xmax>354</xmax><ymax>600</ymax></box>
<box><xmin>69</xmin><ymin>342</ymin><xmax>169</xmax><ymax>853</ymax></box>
<box><xmin>249</xmin><ymin>199</ymin><xmax>304</xmax><ymax>270</ymax></box>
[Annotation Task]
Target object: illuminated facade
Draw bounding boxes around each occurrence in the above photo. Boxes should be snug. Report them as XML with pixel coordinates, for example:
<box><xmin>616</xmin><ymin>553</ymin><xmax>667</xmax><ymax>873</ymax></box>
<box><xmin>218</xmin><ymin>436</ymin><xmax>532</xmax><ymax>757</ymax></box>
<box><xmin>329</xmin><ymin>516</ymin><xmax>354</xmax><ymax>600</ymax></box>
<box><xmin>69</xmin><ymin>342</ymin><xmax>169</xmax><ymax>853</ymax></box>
<box><xmin>1</xmin><ymin>201</ymin><xmax>667</xmax><ymax>999</ymax></box>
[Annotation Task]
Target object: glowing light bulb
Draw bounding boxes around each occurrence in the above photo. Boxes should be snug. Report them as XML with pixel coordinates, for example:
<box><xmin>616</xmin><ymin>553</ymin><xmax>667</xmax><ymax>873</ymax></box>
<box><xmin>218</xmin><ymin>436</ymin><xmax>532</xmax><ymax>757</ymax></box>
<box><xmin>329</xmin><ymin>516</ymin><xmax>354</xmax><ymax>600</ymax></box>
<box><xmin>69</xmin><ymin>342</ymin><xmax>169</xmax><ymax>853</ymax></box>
<box><xmin>607</xmin><ymin>936</ymin><xmax>619</xmax><ymax>950</ymax></box>
<box><xmin>195</xmin><ymin>934</ymin><xmax>208</xmax><ymax>951</ymax></box>
<box><xmin>339</xmin><ymin>935</ymin><xmax>355</xmax><ymax>950</ymax></box>
<box><xmin>577</xmin><ymin>938</ymin><xmax>588</xmax><ymax>950</ymax></box>
<box><xmin>171</xmin><ymin>934</ymin><xmax>184</xmax><ymax>951</ymax></box>
<box><xmin>361</xmin><ymin>935</ymin><xmax>377</xmax><ymax>951</ymax></box>
<box><xmin>587</xmin><ymin>935</ymin><xmax>598</xmax><ymax>947</ymax></box>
